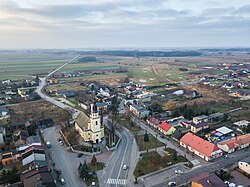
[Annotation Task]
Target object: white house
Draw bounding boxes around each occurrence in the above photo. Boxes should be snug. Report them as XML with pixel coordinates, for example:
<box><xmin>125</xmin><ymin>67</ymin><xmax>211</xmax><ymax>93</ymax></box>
<box><xmin>234</xmin><ymin>120</ymin><xmax>249</xmax><ymax>128</ymax></box>
<box><xmin>22</xmin><ymin>148</ymin><xmax>46</xmax><ymax>166</ymax></box>
<box><xmin>238</xmin><ymin>158</ymin><xmax>250</xmax><ymax>175</ymax></box>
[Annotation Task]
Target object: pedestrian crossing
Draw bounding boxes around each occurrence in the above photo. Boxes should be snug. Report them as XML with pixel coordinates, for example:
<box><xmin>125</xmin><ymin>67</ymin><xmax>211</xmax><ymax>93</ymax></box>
<box><xmin>107</xmin><ymin>178</ymin><xmax>127</xmax><ymax>185</ymax></box>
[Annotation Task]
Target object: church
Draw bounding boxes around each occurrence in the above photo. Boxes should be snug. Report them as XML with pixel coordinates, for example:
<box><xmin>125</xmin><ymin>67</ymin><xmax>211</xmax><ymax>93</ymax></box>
<box><xmin>75</xmin><ymin>103</ymin><xmax>104</xmax><ymax>143</ymax></box>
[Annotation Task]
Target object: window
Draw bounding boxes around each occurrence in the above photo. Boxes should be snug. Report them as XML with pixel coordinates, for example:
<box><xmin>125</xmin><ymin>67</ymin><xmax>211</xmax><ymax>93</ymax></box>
<box><xmin>96</xmin><ymin>121</ymin><xmax>98</xmax><ymax>125</ymax></box>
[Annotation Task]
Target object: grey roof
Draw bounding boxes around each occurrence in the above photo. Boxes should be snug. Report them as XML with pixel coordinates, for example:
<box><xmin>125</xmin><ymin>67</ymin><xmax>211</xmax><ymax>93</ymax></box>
<box><xmin>0</xmin><ymin>105</ymin><xmax>8</xmax><ymax>113</ymax></box>
<box><xmin>75</xmin><ymin>112</ymin><xmax>90</xmax><ymax>131</ymax></box>
<box><xmin>27</xmin><ymin>136</ymin><xmax>41</xmax><ymax>144</ymax></box>
<box><xmin>208</xmin><ymin>112</ymin><xmax>224</xmax><ymax>119</ymax></box>
<box><xmin>193</xmin><ymin>115</ymin><xmax>208</xmax><ymax>120</ymax></box>
<box><xmin>240</xmin><ymin>157</ymin><xmax>250</xmax><ymax>165</ymax></box>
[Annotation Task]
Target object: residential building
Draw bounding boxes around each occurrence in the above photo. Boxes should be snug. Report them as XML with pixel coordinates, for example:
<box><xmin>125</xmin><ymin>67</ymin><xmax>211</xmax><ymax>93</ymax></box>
<box><xmin>190</xmin><ymin>172</ymin><xmax>227</xmax><ymax>187</ymax></box>
<box><xmin>0</xmin><ymin>126</ymin><xmax>6</xmax><ymax>144</ymax></box>
<box><xmin>193</xmin><ymin>115</ymin><xmax>208</xmax><ymax>125</ymax></box>
<box><xmin>21</xmin><ymin>166</ymin><xmax>56</xmax><ymax>187</ymax></box>
<box><xmin>208</xmin><ymin>112</ymin><xmax>224</xmax><ymax>122</ymax></box>
<box><xmin>217</xmin><ymin>134</ymin><xmax>250</xmax><ymax>153</ymax></box>
<box><xmin>21</xmin><ymin>146</ymin><xmax>46</xmax><ymax>166</ymax></box>
<box><xmin>1</xmin><ymin>151</ymin><xmax>14</xmax><ymax>166</ymax></box>
<box><xmin>158</xmin><ymin>122</ymin><xmax>176</xmax><ymax>135</ymax></box>
<box><xmin>129</xmin><ymin>104</ymin><xmax>150</xmax><ymax>119</ymax></box>
<box><xmin>180</xmin><ymin>132</ymin><xmax>223</xmax><ymax>161</ymax></box>
<box><xmin>146</xmin><ymin>117</ymin><xmax>160</xmax><ymax>129</ymax></box>
<box><xmin>171</xmin><ymin>130</ymin><xmax>183</xmax><ymax>142</ymax></box>
<box><xmin>63</xmin><ymin>91</ymin><xmax>76</xmax><ymax>98</ymax></box>
<box><xmin>75</xmin><ymin>103</ymin><xmax>104</xmax><ymax>143</ymax></box>
<box><xmin>234</xmin><ymin>120</ymin><xmax>249</xmax><ymax>127</ymax></box>
<box><xmin>238</xmin><ymin>158</ymin><xmax>250</xmax><ymax>175</ymax></box>
<box><xmin>191</xmin><ymin>122</ymin><xmax>209</xmax><ymax>133</ymax></box>
<box><xmin>0</xmin><ymin>105</ymin><xmax>9</xmax><ymax>118</ymax></box>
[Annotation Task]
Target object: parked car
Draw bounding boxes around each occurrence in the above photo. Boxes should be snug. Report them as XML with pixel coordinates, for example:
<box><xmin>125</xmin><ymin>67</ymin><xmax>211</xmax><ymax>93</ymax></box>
<box><xmin>168</xmin><ymin>181</ymin><xmax>176</xmax><ymax>186</ymax></box>
<box><xmin>60</xmin><ymin>178</ymin><xmax>65</xmax><ymax>185</ymax></box>
<box><xmin>59</xmin><ymin>140</ymin><xmax>64</xmax><ymax>146</ymax></box>
<box><xmin>175</xmin><ymin>170</ymin><xmax>183</xmax><ymax>174</ymax></box>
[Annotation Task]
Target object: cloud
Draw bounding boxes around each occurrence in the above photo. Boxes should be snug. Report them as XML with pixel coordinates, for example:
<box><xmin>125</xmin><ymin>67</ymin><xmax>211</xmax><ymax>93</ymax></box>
<box><xmin>0</xmin><ymin>0</ymin><xmax>250</xmax><ymax>48</ymax></box>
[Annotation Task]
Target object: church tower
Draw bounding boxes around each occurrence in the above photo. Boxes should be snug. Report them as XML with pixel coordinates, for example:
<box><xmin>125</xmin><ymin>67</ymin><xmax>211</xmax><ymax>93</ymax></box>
<box><xmin>90</xmin><ymin>102</ymin><xmax>102</xmax><ymax>143</ymax></box>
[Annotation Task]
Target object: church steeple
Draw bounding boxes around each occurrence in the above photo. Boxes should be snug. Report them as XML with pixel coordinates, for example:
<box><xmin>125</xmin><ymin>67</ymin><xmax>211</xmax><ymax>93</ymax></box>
<box><xmin>90</xmin><ymin>102</ymin><xmax>99</xmax><ymax>119</ymax></box>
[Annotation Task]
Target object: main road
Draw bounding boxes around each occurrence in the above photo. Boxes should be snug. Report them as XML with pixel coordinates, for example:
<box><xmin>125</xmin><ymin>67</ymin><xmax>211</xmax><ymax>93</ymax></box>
<box><xmin>35</xmin><ymin>56</ymin><xmax>138</xmax><ymax>187</ymax></box>
<box><xmin>152</xmin><ymin>150</ymin><xmax>250</xmax><ymax>187</ymax></box>
<box><xmin>100</xmin><ymin>124</ymin><xmax>138</xmax><ymax>187</ymax></box>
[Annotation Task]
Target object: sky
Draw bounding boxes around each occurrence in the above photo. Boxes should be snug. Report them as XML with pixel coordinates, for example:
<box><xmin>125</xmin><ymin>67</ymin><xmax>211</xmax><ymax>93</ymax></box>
<box><xmin>0</xmin><ymin>0</ymin><xmax>250</xmax><ymax>49</ymax></box>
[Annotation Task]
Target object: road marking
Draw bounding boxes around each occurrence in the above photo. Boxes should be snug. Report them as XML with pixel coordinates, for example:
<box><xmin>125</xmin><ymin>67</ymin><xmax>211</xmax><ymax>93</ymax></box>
<box><xmin>107</xmin><ymin>178</ymin><xmax>126</xmax><ymax>185</ymax></box>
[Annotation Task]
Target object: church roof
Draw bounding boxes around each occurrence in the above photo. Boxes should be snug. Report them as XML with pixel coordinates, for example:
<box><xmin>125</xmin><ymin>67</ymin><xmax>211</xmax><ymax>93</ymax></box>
<box><xmin>75</xmin><ymin>112</ymin><xmax>90</xmax><ymax>131</ymax></box>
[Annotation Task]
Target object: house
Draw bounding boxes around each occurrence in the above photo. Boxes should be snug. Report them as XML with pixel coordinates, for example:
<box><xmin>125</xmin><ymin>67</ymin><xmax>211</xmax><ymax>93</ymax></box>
<box><xmin>158</xmin><ymin>122</ymin><xmax>176</xmax><ymax>135</ymax></box>
<box><xmin>180</xmin><ymin>121</ymin><xmax>192</xmax><ymax>128</ymax></box>
<box><xmin>238</xmin><ymin>158</ymin><xmax>250</xmax><ymax>175</ymax></box>
<box><xmin>146</xmin><ymin>117</ymin><xmax>160</xmax><ymax>129</ymax></box>
<box><xmin>191</xmin><ymin>122</ymin><xmax>209</xmax><ymax>133</ymax></box>
<box><xmin>21</xmin><ymin>146</ymin><xmax>46</xmax><ymax>166</ymax></box>
<box><xmin>171</xmin><ymin>130</ymin><xmax>183</xmax><ymax>142</ymax></box>
<box><xmin>27</xmin><ymin>135</ymin><xmax>41</xmax><ymax>145</ymax></box>
<box><xmin>190</xmin><ymin>172</ymin><xmax>227</xmax><ymax>187</ymax></box>
<box><xmin>96</xmin><ymin>102</ymin><xmax>109</xmax><ymax>113</ymax></box>
<box><xmin>1</xmin><ymin>151</ymin><xmax>14</xmax><ymax>166</ymax></box>
<box><xmin>193</xmin><ymin>115</ymin><xmax>208</xmax><ymax>124</ymax></box>
<box><xmin>129</xmin><ymin>104</ymin><xmax>150</xmax><ymax>119</ymax></box>
<box><xmin>0</xmin><ymin>105</ymin><xmax>9</xmax><ymax>119</ymax></box>
<box><xmin>180</xmin><ymin>132</ymin><xmax>223</xmax><ymax>161</ymax></box>
<box><xmin>22</xmin><ymin>160</ymin><xmax>48</xmax><ymax>174</ymax></box>
<box><xmin>63</xmin><ymin>91</ymin><xmax>76</xmax><ymax>98</ymax></box>
<box><xmin>21</xmin><ymin>165</ymin><xmax>56</xmax><ymax>187</ymax></box>
<box><xmin>75</xmin><ymin>103</ymin><xmax>104</xmax><ymax>144</ymax></box>
<box><xmin>17</xmin><ymin>87</ymin><xmax>36</xmax><ymax>98</ymax></box>
<box><xmin>0</xmin><ymin>126</ymin><xmax>6</xmax><ymax>144</ymax></box>
<box><xmin>234</xmin><ymin>120</ymin><xmax>250</xmax><ymax>127</ymax></box>
<box><xmin>208</xmin><ymin>112</ymin><xmax>224</xmax><ymax>122</ymax></box>
<box><xmin>217</xmin><ymin>134</ymin><xmax>250</xmax><ymax>153</ymax></box>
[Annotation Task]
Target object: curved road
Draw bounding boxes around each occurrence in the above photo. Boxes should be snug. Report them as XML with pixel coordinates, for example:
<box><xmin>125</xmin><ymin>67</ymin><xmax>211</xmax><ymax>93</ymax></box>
<box><xmin>35</xmin><ymin>56</ymin><xmax>138</xmax><ymax>187</ymax></box>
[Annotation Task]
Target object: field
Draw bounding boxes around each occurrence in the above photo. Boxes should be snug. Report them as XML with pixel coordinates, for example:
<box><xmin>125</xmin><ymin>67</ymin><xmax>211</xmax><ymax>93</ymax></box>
<box><xmin>9</xmin><ymin>100</ymin><xmax>71</xmax><ymax>124</ymax></box>
<box><xmin>0</xmin><ymin>53</ymin><xmax>73</xmax><ymax>80</ymax></box>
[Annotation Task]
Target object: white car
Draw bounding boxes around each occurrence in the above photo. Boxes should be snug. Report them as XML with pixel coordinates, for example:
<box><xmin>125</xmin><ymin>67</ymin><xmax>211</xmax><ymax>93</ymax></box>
<box><xmin>168</xmin><ymin>181</ymin><xmax>176</xmax><ymax>186</ymax></box>
<box><xmin>175</xmin><ymin>170</ymin><xmax>183</xmax><ymax>174</ymax></box>
<box><xmin>60</xmin><ymin>178</ymin><xmax>65</xmax><ymax>185</ymax></box>
<box><xmin>59</xmin><ymin>140</ymin><xmax>64</xmax><ymax>146</ymax></box>
<box><xmin>123</xmin><ymin>165</ymin><xmax>127</xmax><ymax>170</ymax></box>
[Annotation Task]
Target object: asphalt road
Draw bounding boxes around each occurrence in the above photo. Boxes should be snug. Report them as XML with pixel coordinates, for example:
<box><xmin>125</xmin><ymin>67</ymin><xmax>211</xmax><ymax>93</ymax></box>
<box><xmin>43</xmin><ymin>126</ymin><xmax>88</xmax><ymax>187</ymax></box>
<box><xmin>151</xmin><ymin>150</ymin><xmax>250</xmax><ymax>187</ymax></box>
<box><xmin>101</xmin><ymin>120</ymin><xmax>138</xmax><ymax>187</ymax></box>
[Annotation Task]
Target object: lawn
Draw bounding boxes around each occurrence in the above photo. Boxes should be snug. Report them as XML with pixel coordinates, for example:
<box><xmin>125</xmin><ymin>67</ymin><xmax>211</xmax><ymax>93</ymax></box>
<box><xmin>134</xmin><ymin>149</ymin><xmax>188</xmax><ymax>177</ymax></box>
<box><xmin>136</xmin><ymin>134</ymin><xmax>165</xmax><ymax>151</ymax></box>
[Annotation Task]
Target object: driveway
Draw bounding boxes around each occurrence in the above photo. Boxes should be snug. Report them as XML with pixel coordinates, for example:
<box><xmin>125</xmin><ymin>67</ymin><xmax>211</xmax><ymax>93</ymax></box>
<box><xmin>43</xmin><ymin>126</ymin><xmax>91</xmax><ymax>187</ymax></box>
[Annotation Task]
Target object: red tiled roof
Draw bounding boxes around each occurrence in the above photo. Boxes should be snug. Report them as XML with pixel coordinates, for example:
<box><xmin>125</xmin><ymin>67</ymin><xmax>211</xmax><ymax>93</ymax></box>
<box><xmin>180</xmin><ymin>132</ymin><xmax>221</xmax><ymax>157</ymax></box>
<box><xmin>191</xmin><ymin>172</ymin><xmax>227</xmax><ymax>187</ymax></box>
<box><xmin>158</xmin><ymin>122</ymin><xmax>172</xmax><ymax>132</ymax></box>
<box><xmin>218</xmin><ymin>134</ymin><xmax>250</xmax><ymax>148</ymax></box>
